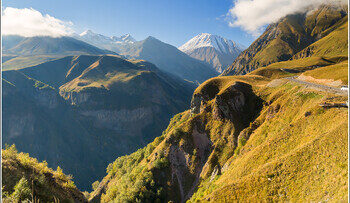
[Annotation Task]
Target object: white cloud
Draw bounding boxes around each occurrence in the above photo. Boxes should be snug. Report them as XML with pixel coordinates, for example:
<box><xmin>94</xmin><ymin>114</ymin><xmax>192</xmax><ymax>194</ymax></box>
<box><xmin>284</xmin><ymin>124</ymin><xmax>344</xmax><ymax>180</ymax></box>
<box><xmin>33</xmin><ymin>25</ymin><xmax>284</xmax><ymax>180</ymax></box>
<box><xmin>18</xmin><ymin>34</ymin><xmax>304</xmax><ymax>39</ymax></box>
<box><xmin>228</xmin><ymin>0</ymin><xmax>347</xmax><ymax>35</ymax></box>
<box><xmin>2</xmin><ymin>7</ymin><xmax>74</xmax><ymax>37</ymax></box>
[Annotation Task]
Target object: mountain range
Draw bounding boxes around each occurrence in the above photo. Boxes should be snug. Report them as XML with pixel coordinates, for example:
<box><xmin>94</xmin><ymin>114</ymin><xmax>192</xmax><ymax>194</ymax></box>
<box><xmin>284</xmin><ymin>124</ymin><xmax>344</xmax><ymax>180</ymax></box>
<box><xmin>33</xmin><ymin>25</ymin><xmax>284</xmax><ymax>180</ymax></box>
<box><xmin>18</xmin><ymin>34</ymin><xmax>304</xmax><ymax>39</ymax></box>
<box><xmin>2</xmin><ymin>54</ymin><xmax>195</xmax><ymax>190</ymax></box>
<box><xmin>2</xmin><ymin>32</ymin><xmax>218</xmax><ymax>83</ymax></box>
<box><xmin>2</xmin><ymin>35</ymin><xmax>115</xmax><ymax>71</ymax></box>
<box><xmin>76</xmin><ymin>30</ymin><xmax>219</xmax><ymax>82</ymax></box>
<box><xmin>179</xmin><ymin>33</ymin><xmax>244</xmax><ymax>73</ymax></box>
<box><xmin>77</xmin><ymin>30</ymin><xmax>136</xmax><ymax>52</ymax></box>
<box><xmin>117</xmin><ymin>36</ymin><xmax>218</xmax><ymax>83</ymax></box>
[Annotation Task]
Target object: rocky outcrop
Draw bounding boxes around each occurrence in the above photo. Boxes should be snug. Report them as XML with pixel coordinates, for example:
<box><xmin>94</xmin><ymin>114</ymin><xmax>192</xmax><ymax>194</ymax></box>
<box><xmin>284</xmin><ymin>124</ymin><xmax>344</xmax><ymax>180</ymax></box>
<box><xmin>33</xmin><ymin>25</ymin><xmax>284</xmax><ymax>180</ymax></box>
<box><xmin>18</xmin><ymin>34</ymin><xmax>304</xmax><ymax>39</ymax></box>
<box><xmin>212</xmin><ymin>84</ymin><xmax>246</xmax><ymax>121</ymax></box>
<box><xmin>167</xmin><ymin>128</ymin><xmax>212</xmax><ymax>202</ymax></box>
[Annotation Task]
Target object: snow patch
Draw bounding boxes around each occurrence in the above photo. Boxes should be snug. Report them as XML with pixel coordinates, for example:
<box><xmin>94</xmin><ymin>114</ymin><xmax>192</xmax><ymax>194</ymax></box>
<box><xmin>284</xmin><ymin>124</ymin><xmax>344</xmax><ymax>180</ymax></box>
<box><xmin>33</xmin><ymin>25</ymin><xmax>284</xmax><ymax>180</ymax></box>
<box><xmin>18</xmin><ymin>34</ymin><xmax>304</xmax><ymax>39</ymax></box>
<box><xmin>179</xmin><ymin>33</ymin><xmax>245</xmax><ymax>54</ymax></box>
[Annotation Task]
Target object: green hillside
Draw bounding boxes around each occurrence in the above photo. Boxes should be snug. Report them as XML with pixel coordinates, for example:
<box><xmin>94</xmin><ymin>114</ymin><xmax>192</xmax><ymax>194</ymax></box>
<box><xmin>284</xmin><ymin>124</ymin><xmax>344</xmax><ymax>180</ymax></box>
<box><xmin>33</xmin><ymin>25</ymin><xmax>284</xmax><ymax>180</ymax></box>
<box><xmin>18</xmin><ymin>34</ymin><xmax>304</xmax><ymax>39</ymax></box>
<box><xmin>90</xmin><ymin>72</ymin><xmax>347</xmax><ymax>202</ymax></box>
<box><xmin>89</xmin><ymin>10</ymin><xmax>348</xmax><ymax>202</ymax></box>
<box><xmin>2</xmin><ymin>145</ymin><xmax>87</xmax><ymax>202</ymax></box>
<box><xmin>222</xmin><ymin>5</ymin><xmax>347</xmax><ymax>76</ymax></box>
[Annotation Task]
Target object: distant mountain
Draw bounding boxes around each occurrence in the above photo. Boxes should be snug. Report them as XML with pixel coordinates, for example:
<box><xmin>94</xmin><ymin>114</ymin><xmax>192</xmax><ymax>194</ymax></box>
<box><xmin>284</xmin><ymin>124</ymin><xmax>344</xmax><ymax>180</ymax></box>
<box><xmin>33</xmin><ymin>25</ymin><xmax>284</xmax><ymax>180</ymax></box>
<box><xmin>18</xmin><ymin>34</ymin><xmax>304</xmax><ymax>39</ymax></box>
<box><xmin>179</xmin><ymin>33</ymin><xmax>244</xmax><ymax>73</ymax></box>
<box><xmin>222</xmin><ymin>5</ymin><xmax>347</xmax><ymax>76</ymax></box>
<box><xmin>2</xmin><ymin>55</ymin><xmax>195</xmax><ymax>190</ymax></box>
<box><xmin>2</xmin><ymin>35</ymin><xmax>26</xmax><ymax>51</ymax></box>
<box><xmin>2</xmin><ymin>35</ymin><xmax>115</xmax><ymax>70</ymax></box>
<box><xmin>112</xmin><ymin>34</ymin><xmax>136</xmax><ymax>43</ymax></box>
<box><xmin>3</xmin><ymin>35</ymin><xmax>113</xmax><ymax>56</ymax></box>
<box><xmin>118</xmin><ymin>36</ymin><xmax>218</xmax><ymax>83</ymax></box>
<box><xmin>77</xmin><ymin>30</ymin><xmax>135</xmax><ymax>52</ymax></box>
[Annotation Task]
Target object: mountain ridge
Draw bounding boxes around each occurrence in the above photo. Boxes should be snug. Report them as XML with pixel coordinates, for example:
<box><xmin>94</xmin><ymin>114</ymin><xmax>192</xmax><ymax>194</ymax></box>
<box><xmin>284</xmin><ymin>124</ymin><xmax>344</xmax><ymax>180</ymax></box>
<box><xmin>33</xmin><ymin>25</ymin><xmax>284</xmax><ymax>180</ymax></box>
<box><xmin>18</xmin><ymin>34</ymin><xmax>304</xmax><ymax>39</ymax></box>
<box><xmin>222</xmin><ymin>5</ymin><xmax>347</xmax><ymax>76</ymax></box>
<box><xmin>118</xmin><ymin>36</ymin><xmax>218</xmax><ymax>83</ymax></box>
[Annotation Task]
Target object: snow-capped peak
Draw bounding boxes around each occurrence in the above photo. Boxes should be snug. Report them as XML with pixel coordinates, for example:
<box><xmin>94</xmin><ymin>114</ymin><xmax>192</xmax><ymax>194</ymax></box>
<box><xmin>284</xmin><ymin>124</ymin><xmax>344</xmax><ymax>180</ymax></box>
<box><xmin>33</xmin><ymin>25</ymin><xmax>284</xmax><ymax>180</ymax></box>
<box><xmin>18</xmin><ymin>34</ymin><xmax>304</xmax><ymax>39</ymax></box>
<box><xmin>75</xmin><ymin>30</ymin><xmax>136</xmax><ymax>52</ymax></box>
<box><xmin>179</xmin><ymin>33</ymin><xmax>245</xmax><ymax>54</ymax></box>
<box><xmin>79</xmin><ymin>30</ymin><xmax>114</xmax><ymax>43</ymax></box>
<box><xmin>79</xmin><ymin>30</ymin><xmax>135</xmax><ymax>43</ymax></box>
<box><xmin>79</xmin><ymin>29</ymin><xmax>95</xmax><ymax>37</ymax></box>
<box><xmin>112</xmin><ymin>34</ymin><xmax>136</xmax><ymax>43</ymax></box>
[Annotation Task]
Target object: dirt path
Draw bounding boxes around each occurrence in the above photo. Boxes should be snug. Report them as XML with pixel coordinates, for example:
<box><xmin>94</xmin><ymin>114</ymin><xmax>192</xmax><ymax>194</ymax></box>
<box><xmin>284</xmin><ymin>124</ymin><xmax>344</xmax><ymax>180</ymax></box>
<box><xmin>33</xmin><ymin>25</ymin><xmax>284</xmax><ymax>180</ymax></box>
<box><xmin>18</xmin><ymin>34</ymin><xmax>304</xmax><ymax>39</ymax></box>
<box><xmin>285</xmin><ymin>76</ymin><xmax>348</xmax><ymax>96</ymax></box>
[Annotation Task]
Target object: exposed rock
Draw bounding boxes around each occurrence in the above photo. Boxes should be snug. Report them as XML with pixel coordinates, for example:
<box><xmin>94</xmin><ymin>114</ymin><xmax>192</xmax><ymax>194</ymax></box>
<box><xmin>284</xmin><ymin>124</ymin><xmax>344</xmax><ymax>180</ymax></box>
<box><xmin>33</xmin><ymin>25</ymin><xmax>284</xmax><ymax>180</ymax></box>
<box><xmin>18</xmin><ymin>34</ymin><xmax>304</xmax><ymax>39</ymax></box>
<box><xmin>210</xmin><ymin>165</ymin><xmax>221</xmax><ymax>182</ymax></box>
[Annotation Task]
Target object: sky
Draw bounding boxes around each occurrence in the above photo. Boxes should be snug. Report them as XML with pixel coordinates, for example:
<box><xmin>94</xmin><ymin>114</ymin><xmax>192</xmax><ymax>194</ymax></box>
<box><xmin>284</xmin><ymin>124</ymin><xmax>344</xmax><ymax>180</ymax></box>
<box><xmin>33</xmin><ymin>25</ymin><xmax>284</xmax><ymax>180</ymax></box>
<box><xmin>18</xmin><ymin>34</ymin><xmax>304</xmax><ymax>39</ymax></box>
<box><xmin>2</xmin><ymin>0</ymin><xmax>346</xmax><ymax>47</ymax></box>
<box><xmin>2</xmin><ymin>0</ymin><xmax>256</xmax><ymax>47</ymax></box>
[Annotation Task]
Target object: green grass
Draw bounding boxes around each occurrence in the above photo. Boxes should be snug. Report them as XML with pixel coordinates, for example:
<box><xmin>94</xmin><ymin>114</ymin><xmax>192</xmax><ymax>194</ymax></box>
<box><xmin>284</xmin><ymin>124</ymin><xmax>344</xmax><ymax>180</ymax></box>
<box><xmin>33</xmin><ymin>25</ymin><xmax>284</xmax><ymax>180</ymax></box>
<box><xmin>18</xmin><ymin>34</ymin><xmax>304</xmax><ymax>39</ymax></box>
<box><xmin>248</xmin><ymin>56</ymin><xmax>339</xmax><ymax>79</ymax></box>
<box><xmin>296</xmin><ymin>17</ymin><xmax>348</xmax><ymax>58</ymax></box>
<box><xmin>303</xmin><ymin>61</ymin><xmax>348</xmax><ymax>84</ymax></box>
<box><xmin>2</xmin><ymin>55</ymin><xmax>60</xmax><ymax>70</ymax></box>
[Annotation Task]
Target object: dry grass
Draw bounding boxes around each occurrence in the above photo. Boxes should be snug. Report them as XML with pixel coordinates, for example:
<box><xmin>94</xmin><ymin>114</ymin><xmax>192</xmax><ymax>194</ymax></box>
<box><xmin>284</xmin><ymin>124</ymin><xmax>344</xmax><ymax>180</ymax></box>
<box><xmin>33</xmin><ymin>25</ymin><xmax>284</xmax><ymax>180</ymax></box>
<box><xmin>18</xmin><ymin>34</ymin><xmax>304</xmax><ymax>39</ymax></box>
<box><xmin>303</xmin><ymin>61</ymin><xmax>348</xmax><ymax>84</ymax></box>
<box><xmin>190</xmin><ymin>83</ymin><xmax>348</xmax><ymax>202</ymax></box>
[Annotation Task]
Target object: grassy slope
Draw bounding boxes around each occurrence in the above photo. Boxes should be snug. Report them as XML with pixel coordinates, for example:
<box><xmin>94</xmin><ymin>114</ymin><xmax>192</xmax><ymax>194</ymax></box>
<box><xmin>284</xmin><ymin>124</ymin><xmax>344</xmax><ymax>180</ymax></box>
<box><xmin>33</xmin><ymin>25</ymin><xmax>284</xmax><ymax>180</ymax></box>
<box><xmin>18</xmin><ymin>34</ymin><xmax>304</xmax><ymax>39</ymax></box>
<box><xmin>2</xmin><ymin>145</ymin><xmax>87</xmax><ymax>202</ymax></box>
<box><xmin>294</xmin><ymin>16</ymin><xmax>348</xmax><ymax>59</ymax></box>
<box><xmin>223</xmin><ymin>6</ymin><xmax>346</xmax><ymax>76</ymax></box>
<box><xmin>248</xmin><ymin>17</ymin><xmax>348</xmax><ymax>82</ymax></box>
<box><xmin>303</xmin><ymin>61</ymin><xmax>348</xmax><ymax>84</ymax></box>
<box><xmin>92</xmin><ymin>72</ymin><xmax>348</xmax><ymax>202</ymax></box>
<box><xmin>190</xmin><ymin>82</ymin><xmax>348</xmax><ymax>202</ymax></box>
<box><xmin>92</xmin><ymin>18</ymin><xmax>348</xmax><ymax>200</ymax></box>
<box><xmin>2</xmin><ymin>55</ymin><xmax>60</xmax><ymax>71</ymax></box>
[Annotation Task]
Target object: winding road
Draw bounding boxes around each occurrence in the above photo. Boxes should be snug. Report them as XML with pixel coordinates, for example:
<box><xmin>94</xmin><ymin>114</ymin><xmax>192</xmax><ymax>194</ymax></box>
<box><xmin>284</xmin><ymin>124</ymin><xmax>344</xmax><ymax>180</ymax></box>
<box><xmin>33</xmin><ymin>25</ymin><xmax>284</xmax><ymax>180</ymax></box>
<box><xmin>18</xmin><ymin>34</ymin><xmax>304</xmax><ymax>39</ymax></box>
<box><xmin>285</xmin><ymin>76</ymin><xmax>348</xmax><ymax>96</ymax></box>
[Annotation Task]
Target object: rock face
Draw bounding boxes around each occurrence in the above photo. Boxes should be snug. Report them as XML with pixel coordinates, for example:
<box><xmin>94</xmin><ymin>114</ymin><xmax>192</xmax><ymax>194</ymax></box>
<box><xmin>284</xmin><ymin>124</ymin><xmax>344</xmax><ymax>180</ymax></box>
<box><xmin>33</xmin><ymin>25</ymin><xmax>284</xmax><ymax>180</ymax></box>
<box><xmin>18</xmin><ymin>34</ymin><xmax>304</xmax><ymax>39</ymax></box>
<box><xmin>222</xmin><ymin>5</ymin><xmax>347</xmax><ymax>76</ymax></box>
<box><xmin>2</xmin><ymin>54</ymin><xmax>195</xmax><ymax>190</ymax></box>
<box><xmin>179</xmin><ymin>33</ymin><xmax>244</xmax><ymax>73</ymax></box>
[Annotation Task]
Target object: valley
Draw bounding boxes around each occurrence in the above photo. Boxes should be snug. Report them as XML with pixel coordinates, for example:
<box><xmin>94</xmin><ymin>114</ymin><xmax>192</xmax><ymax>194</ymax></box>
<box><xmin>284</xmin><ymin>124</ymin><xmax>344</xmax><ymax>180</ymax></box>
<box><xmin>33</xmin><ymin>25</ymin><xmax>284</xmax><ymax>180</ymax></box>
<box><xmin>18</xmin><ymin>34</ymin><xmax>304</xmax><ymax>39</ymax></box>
<box><xmin>1</xmin><ymin>2</ymin><xmax>348</xmax><ymax>203</ymax></box>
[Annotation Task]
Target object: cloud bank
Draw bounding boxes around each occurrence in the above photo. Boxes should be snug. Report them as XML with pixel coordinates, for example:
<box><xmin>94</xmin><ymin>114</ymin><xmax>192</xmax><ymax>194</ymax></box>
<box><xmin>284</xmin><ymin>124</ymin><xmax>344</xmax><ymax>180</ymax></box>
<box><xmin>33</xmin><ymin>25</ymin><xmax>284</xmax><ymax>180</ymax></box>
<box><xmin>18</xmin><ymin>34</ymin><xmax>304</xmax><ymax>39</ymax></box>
<box><xmin>2</xmin><ymin>7</ymin><xmax>73</xmax><ymax>37</ymax></box>
<box><xmin>228</xmin><ymin>0</ymin><xmax>347</xmax><ymax>35</ymax></box>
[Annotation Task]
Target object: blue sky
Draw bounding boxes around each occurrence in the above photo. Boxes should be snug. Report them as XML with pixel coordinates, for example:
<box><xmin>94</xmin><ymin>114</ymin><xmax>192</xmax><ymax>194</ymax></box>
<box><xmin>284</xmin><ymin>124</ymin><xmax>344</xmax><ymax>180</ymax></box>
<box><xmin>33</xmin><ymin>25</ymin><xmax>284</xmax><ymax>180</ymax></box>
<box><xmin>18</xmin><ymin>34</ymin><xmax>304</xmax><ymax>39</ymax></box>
<box><xmin>3</xmin><ymin>0</ymin><xmax>256</xmax><ymax>47</ymax></box>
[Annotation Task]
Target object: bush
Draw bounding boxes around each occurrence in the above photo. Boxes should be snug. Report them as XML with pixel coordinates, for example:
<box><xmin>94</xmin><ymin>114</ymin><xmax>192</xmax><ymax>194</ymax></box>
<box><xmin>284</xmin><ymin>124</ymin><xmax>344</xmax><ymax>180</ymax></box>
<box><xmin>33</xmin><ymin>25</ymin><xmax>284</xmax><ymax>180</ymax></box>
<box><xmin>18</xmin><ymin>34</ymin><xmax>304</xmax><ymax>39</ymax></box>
<box><xmin>11</xmin><ymin>177</ymin><xmax>32</xmax><ymax>202</ymax></box>
<box><xmin>153</xmin><ymin>157</ymin><xmax>169</xmax><ymax>169</ymax></box>
<box><xmin>92</xmin><ymin>181</ymin><xmax>100</xmax><ymax>190</ymax></box>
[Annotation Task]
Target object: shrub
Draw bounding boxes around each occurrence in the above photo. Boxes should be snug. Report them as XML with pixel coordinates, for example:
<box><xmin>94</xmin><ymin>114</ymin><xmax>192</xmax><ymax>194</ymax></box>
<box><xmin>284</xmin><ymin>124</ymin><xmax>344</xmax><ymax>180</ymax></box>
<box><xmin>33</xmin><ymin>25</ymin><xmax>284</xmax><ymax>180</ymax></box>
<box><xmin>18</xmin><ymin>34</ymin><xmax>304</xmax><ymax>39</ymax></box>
<box><xmin>11</xmin><ymin>177</ymin><xmax>32</xmax><ymax>202</ymax></box>
<box><xmin>92</xmin><ymin>181</ymin><xmax>100</xmax><ymax>190</ymax></box>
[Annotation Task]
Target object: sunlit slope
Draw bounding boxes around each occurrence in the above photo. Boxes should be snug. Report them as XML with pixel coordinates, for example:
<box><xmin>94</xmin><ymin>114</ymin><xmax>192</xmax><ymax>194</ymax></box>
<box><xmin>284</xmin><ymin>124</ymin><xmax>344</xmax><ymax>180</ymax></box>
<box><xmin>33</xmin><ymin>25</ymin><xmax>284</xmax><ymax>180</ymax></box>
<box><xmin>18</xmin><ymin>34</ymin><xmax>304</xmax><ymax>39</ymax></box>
<box><xmin>246</xmin><ymin>16</ymin><xmax>348</xmax><ymax>83</ymax></box>
<box><xmin>2</xmin><ymin>145</ymin><xmax>87</xmax><ymax>202</ymax></box>
<box><xmin>90</xmin><ymin>72</ymin><xmax>348</xmax><ymax>202</ymax></box>
<box><xmin>222</xmin><ymin>5</ymin><xmax>347</xmax><ymax>76</ymax></box>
